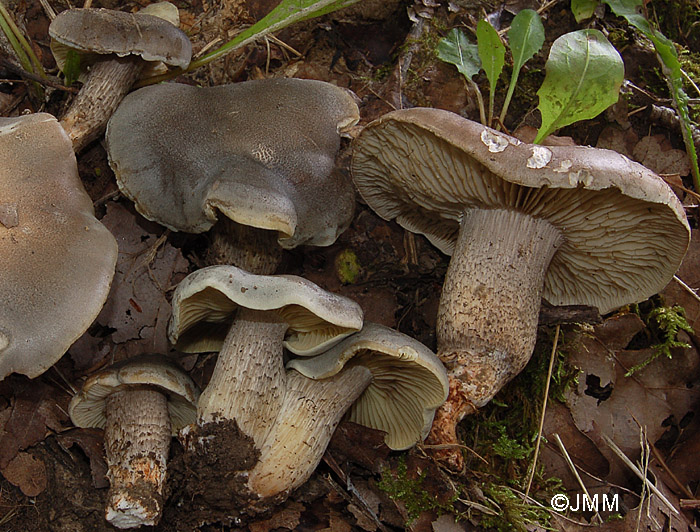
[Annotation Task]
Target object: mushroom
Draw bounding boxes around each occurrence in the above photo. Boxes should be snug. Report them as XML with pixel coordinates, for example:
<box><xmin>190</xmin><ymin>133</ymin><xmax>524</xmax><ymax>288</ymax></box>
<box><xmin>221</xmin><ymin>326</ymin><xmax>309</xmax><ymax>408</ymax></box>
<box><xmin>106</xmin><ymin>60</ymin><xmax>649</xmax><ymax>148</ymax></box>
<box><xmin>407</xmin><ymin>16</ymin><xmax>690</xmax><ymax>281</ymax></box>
<box><xmin>69</xmin><ymin>354</ymin><xmax>199</xmax><ymax>529</ymax></box>
<box><xmin>350</xmin><ymin>108</ymin><xmax>690</xmax><ymax>469</ymax></box>
<box><xmin>49</xmin><ymin>2</ymin><xmax>192</xmax><ymax>151</ymax></box>
<box><xmin>0</xmin><ymin>113</ymin><xmax>117</xmax><ymax>381</ymax></box>
<box><xmin>168</xmin><ymin>264</ymin><xmax>363</xmax><ymax>450</ymax></box>
<box><xmin>105</xmin><ymin>77</ymin><xmax>359</xmax><ymax>273</ymax></box>
<box><xmin>249</xmin><ymin>323</ymin><xmax>448</xmax><ymax>501</ymax></box>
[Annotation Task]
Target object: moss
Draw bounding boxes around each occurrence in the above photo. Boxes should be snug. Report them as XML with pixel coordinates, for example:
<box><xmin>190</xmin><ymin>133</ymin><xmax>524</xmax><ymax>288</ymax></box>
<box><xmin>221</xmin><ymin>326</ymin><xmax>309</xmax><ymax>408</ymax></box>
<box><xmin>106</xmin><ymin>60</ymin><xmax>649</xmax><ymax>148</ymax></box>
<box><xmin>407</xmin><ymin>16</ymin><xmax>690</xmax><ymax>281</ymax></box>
<box><xmin>480</xmin><ymin>484</ymin><xmax>553</xmax><ymax>532</ymax></box>
<box><xmin>457</xmin><ymin>327</ymin><xmax>578</xmax><ymax>527</ymax></box>
<box><xmin>625</xmin><ymin>303</ymin><xmax>694</xmax><ymax>376</ymax></box>
<box><xmin>377</xmin><ymin>456</ymin><xmax>459</xmax><ymax>525</ymax></box>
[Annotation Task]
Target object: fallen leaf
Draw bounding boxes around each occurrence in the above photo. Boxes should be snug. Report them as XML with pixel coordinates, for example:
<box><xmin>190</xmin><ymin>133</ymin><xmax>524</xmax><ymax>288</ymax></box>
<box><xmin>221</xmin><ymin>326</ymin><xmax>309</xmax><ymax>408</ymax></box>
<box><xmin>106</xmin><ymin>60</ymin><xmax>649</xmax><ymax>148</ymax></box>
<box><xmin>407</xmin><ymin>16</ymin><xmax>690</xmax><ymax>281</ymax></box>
<box><xmin>69</xmin><ymin>202</ymin><xmax>190</xmax><ymax>370</ymax></box>
<box><xmin>595</xmin><ymin>125</ymin><xmax>638</xmax><ymax>157</ymax></box>
<box><xmin>564</xmin><ymin>316</ymin><xmax>700</xmax><ymax>486</ymax></box>
<box><xmin>248</xmin><ymin>501</ymin><xmax>303</xmax><ymax>532</ymax></box>
<box><xmin>0</xmin><ymin>378</ymin><xmax>70</xmax><ymax>469</ymax></box>
<box><xmin>57</xmin><ymin>428</ymin><xmax>109</xmax><ymax>489</ymax></box>
<box><xmin>632</xmin><ymin>134</ymin><xmax>691</xmax><ymax>177</ymax></box>
<box><xmin>2</xmin><ymin>451</ymin><xmax>46</xmax><ymax>497</ymax></box>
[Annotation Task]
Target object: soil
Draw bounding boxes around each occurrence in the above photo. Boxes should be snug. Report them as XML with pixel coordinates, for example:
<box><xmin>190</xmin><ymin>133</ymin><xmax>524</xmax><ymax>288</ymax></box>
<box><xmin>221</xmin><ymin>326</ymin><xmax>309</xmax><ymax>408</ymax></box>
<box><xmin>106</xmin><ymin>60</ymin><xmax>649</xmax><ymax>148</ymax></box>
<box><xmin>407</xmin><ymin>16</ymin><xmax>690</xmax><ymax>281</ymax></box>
<box><xmin>1</xmin><ymin>0</ymin><xmax>699</xmax><ymax>530</ymax></box>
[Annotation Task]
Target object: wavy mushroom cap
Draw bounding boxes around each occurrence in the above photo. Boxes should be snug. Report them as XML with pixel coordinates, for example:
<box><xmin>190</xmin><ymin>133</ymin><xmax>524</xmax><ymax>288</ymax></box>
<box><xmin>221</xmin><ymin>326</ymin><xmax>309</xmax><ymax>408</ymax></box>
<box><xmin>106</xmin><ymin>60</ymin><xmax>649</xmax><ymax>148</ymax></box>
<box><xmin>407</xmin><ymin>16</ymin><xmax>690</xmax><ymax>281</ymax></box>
<box><xmin>351</xmin><ymin>108</ymin><xmax>690</xmax><ymax>314</ymax></box>
<box><xmin>0</xmin><ymin>113</ymin><xmax>118</xmax><ymax>380</ymax></box>
<box><xmin>287</xmin><ymin>323</ymin><xmax>449</xmax><ymax>450</ymax></box>
<box><xmin>105</xmin><ymin>78</ymin><xmax>359</xmax><ymax>249</ymax></box>
<box><xmin>49</xmin><ymin>2</ymin><xmax>192</xmax><ymax>79</ymax></box>
<box><xmin>69</xmin><ymin>354</ymin><xmax>199</xmax><ymax>434</ymax></box>
<box><xmin>168</xmin><ymin>265</ymin><xmax>364</xmax><ymax>356</ymax></box>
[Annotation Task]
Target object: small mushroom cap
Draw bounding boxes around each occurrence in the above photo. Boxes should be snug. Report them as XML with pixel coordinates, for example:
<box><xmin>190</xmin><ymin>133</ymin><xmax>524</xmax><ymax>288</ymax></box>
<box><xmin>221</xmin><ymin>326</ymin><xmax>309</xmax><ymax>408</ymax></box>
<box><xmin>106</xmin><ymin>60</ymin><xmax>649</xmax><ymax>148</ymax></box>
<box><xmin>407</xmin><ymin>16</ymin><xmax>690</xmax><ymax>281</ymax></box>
<box><xmin>351</xmin><ymin>108</ymin><xmax>690</xmax><ymax>315</ymax></box>
<box><xmin>287</xmin><ymin>323</ymin><xmax>449</xmax><ymax>450</ymax></box>
<box><xmin>168</xmin><ymin>265</ymin><xmax>364</xmax><ymax>356</ymax></box>
<box><xmin>0</xmin><ymin>113</ymin><xmax>118</xmax><ymax>380</ymax></box>
<box><xmin>49</xmin><ymin>2</ymin><xmax>192</xmax><ymax>75</ymax></box>
<box><xmin>68</xmin><ymin>354</ymin><xmax>200</xmax><ymax>434</ymax></box>
<box><xmin>105</xmin><ymin>78</ymin><xmax>359</xmax><ymax>249</ymax></box>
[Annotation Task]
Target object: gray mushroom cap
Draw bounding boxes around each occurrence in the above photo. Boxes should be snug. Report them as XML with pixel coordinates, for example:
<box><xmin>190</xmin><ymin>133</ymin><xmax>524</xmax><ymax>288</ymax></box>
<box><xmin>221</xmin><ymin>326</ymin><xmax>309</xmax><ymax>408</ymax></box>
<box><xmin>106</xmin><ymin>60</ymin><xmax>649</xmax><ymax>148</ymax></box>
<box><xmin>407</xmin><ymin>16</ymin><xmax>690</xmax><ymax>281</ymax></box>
<box><xmin>0</xmin><ymin>113</ymin><xmax>118</xmax><ymax>380</ymax></box>
<box><xmin>68</xmin><ymin>354</ymin><xmax>200</xmax><ymax>435</ymax></box>
<box><xmin>287</xmin><ymin>323</ymin><xmax>449</xmax><ymax>450</ymax></box>
<box><xmin>168</xmin><ymin>265</ymin><xmax>364</xmax><ymax>356</ymax></box>
<box><xmin>351</xmin><ymin>108</ymin><xmax>690</xmax><ymax>315</ymax></box>
<box><xmin>49</xmin><ymin>2</ymin><xmax>192</xmax><ymax>72</ymax></box>
<box><xmin>105</xmin><ymin>78</ymin><xmax>359</xmax><ymax>249</ymax></box>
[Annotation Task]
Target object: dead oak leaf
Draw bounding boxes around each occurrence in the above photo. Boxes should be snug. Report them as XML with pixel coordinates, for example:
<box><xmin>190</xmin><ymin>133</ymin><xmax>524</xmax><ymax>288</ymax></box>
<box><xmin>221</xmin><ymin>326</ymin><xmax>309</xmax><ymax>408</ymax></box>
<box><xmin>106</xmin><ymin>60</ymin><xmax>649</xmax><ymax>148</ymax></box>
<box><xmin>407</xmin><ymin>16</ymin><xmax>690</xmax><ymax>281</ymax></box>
<box><xmin>69</xmin><ymin>202</ymin><xmax>190</xmax><ymax>371</ymax></box>
<box><xmin>564</xmin><ymin>315</ymin><xmax>700</xmax><ymax>487</ymax></box>
<box><xmin>632</xmin><ymin>134</ymin><xmax>691</xmax><ymax>177</ymax></box>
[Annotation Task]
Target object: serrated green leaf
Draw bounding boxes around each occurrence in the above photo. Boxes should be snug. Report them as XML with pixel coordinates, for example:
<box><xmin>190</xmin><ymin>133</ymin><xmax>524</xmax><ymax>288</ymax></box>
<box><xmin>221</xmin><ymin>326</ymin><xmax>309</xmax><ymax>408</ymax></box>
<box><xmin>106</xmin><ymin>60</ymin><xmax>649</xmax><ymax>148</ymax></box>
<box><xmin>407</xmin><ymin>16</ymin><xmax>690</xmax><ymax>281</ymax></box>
<box><xmin>500</xmin><ymin>9</ymin><xmax>544</xmax><ymax>124</ymax></box>
<box><xmin>535</xmin><ymin>29</ymin><xmax>624</xmax><ymax>143</ymax></box>
<box><xmin>477</xmin><ymin>20</ymin><xmax>505</xmax><ymax>126</ymax></box>
<box><xmin>436</xmin><ymin>28</ymin><xmax>481</xmax><ymax>80</ymax></box>
<box><xmin>571</xmin><ymin>0</ymin><xmax>600</xmax><ymax>22</ymax></box>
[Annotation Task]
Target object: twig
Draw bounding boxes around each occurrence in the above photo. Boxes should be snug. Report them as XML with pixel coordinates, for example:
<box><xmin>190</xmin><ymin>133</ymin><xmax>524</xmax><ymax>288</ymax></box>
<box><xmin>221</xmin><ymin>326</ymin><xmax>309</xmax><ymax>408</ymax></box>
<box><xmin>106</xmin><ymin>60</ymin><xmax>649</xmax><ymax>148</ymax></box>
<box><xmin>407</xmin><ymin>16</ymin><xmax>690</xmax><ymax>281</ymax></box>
<box><xmin>601</xmin><ymin>434</ymin><xmax>679</xmax><ymax>515</ymax></box>
<box><xmin>0</xmin><ymin>56</ymin><xmax>74</xmax><ymax>91</ymax></box>
<box><xmin>553</xmin><ymin>433</ymin><xmax>603</xmax><ymax>524</ymax></box>
<box><xmin>673</xmin><ymin>275</ymin><xmax>700</xmax><ymax>305</ymax></box>
<box><xmin>649</xmin><ymin>443</ymin><xmax>694</xmax><ymax>500</ymax></box>
<box><xmin>524</xmin><ymin>324</ymin><xmax>559</xmax><ymax>498</ymax></box>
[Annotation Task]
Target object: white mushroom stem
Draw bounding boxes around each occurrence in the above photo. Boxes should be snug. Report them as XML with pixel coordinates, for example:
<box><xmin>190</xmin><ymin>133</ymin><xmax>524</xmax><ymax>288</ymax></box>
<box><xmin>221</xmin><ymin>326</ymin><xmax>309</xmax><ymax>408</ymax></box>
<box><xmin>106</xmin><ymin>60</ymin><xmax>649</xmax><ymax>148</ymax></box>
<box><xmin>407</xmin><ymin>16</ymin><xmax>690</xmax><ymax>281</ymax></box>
<box><xmin>206</xmin><ymin>217</ymin><xmax>282</xmax><ymax>274</ymax></box>
<box><xmin>103</xmin><ymin>388</ymin><xmax>171</xmax><ymax>529</ymax></box>
<box><xmin>197</xmin><ymin>307</ymin><xmax>288</xmax><ymax>447</ymax></box>
<box><xmin>431</xmin><ymin>208</ymin><xmax>563</xmax><ymax>464</ymax></box>
<box><xmin>60</xmin><ymin>57</ymin><xmax>144</xmax><ymax>152</ymax></box>
<box><xmin>248</xmin><ymin>366</ymin><xmax>372</xmax><ymax>499</ymax></box>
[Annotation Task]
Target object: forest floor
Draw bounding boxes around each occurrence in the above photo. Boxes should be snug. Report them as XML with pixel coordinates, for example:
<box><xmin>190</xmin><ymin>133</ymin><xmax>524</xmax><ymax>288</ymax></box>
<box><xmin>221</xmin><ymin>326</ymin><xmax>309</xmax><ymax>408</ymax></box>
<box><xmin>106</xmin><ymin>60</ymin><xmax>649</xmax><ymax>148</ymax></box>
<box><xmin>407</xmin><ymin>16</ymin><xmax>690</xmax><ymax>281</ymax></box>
<box><xmin>1</xmin><ymin>0</ymin><xmax>700</xmax><ymax>530</ymax></box>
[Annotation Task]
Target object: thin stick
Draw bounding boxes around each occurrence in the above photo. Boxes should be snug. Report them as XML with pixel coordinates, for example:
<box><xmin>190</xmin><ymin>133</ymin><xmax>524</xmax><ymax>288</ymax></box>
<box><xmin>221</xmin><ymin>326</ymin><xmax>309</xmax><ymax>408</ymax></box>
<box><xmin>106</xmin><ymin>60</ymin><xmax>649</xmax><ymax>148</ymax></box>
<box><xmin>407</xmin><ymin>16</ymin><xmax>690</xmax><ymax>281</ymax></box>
<box><xmin>601</xmin><ymin>434</ymin><xmax>679</xmax><ymax>515</ymax></box>
<box><xmin>649</xmin><ymin>444</ymin><xmax>694</xmax><ymax>499</ymax></box>
<box><xmin>553</xmin><ymin>433</ymin><xmax>603</xmax><ymax>524</ymax></box>
<box><xmin>524</xmin><ymin>324</ymin><xmax>559</xmax><ymax>498</ymax></box>
<box><xmin>673</xmin><ymin>275</ymin><xmax>700</xmax><ymax>305</ymax></box>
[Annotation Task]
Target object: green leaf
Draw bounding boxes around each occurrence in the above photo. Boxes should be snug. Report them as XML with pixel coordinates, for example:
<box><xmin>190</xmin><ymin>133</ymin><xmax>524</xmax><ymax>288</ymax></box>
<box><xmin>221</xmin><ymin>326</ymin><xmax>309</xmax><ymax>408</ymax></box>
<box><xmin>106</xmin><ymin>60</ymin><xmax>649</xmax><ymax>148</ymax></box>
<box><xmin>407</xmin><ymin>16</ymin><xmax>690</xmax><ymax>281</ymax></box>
<box><xmin>500</xmin><ymin>9</ymin><xmax>544</xmax><ymax>124</ymax></box>
<box><xmin>604</xmin><ymin>0</ymin><xmax>700</xmax><ymax>188</ymax></box>
<box><xmin>476</xmin><ymin>20</ymin><xmax>505</xmax><ymax>126</ymax></box>
<box><xmin>436</xmin><ymin>28</ymin><xmax>481</xmax><ymax>80</ymax></box>
<box><xmin>534</xmin><ymin>29</ymin><xmax>624</xmax><ymax>143</ymax></box>
<box><xmin>190</xmin><ymin>0</ymin><xmax>359</xmax><ymax>70</ymax></box>
<box><xmin>571</xmin><ymin>0</ymin><xmax>600</xmax><ymax>22</ymax></box>
<box><xmin>63</xmin><ymin>49</ymin><xmax>81</xmax><ymax>86</ymax></box>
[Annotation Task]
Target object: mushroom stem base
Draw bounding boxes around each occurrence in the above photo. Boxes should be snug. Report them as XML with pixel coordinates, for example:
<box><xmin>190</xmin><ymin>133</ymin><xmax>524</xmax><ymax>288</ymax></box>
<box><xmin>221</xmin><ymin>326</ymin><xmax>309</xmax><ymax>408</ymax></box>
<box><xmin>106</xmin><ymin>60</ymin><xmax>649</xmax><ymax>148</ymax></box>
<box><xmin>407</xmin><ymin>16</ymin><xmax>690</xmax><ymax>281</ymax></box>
<box><xmin>197</xmin><ymin>307</ymin><xmax>287</xmax><ymax>447</ymax></box>
<box><xmin>431</xmin><ymin>208</ymin><xmax>563</xmax><ymax>470</ymax></box>
<box><xmin>60</xmin><ymin>57</ymin><xmax>143</xmax><ymax>152</ymax></box>
<box><xmin>104</xmin><ymin>388</ymin><xmax>171</xmax><ymax>529</ymax></box>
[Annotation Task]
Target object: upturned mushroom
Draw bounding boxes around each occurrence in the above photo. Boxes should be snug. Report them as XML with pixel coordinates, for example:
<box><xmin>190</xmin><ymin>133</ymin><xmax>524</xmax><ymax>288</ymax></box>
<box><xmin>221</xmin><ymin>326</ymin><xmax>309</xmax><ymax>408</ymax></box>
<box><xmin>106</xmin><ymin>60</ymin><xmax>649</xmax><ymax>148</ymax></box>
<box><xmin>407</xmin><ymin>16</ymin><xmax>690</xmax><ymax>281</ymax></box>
<box><xmin>105</xmin><ymin>77</ymin><xmax>359</xmax><ymax>273</ymax></box>
<box><xmin>168</xmin><ymin>265</ymin><xmax>363</xmax><ymax>452</ymax></box>
<box><xmin>253</xmin><ymin>323</ymin><xmax>448</xmax><ymax>500</ymax></box>
<box><xmin>49</xmin><ymin>2</ymin><xmax>191</xmax><ymax>151</ymax></box>
<box><xmin>69</xmin><ymin>354</ymin><xmax>199</xmax><ymax>529</ymax></box>
<box><xmin>351</xmin><ymin>108</ymin><xmax>690</xmax><ymax>469</ymax></box>
<box><xmin>0</xmin><ymin>113</ymin><xmax>117</xmax><ymax>381</ymax></box>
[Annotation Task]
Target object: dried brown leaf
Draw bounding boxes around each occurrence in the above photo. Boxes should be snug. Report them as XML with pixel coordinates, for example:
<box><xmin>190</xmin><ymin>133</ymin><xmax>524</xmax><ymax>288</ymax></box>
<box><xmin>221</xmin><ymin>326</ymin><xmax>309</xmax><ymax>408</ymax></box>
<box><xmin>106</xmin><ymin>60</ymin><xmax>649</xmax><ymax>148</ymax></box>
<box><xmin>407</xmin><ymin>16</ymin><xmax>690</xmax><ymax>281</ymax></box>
<box><xmin>0</xmin><ymin>378</ymin><xmax>69</xmax><ymax>469</ymax></box>
<box><xmin>632</xmin><ymin>135</ymin><xmax>691</xmax><ymax>177</ymax></box>
<box><xmin>69</xmin><ymin>203</ymin><xmax>190</xmax><ymax>370</ymax></box>
<box><xmin>2</xmin><ymin>451</ymin><xmax>46</xmax><ymax>497</ymax></box>
<box><xmin>564</xmin><ymin>318</ymin><xmax>700</xmax><ymax>486</ymax></box>
<box><xmin>57</xmin><ymin>428</ymin><xmax>109</xmax><ymax>489</ymax></box>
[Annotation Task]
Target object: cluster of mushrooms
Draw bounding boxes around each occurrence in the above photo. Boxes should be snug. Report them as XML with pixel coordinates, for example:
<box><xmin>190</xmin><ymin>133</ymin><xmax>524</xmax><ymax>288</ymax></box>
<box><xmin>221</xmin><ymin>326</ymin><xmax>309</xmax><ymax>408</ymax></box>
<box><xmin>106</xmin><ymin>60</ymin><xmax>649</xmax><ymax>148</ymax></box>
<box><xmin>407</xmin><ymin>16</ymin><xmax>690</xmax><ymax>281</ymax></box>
<box><xmin>0</xmin><ymin>1</ymin><xmax>692</xmax><ymax>529</ymax></box>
